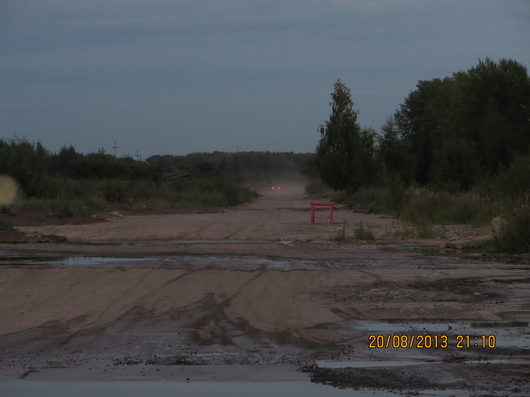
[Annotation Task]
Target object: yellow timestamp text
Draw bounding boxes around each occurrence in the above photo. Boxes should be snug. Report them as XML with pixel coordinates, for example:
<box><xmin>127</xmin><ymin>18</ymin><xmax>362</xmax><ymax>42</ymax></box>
<box><xmin>368</xmin><ymin>334</ymin><xmax>497</xmax><ymax>349</ymax></box>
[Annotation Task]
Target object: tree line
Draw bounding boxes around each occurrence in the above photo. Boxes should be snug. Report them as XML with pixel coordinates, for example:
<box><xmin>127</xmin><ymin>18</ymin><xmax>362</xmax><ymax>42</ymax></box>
<box><xmin>0</xmin><ymin>139</ymin><xmax>316</xmax><ymax>200</ymax></box>
<box><xmin>317</xmin><ymin>58</ymin><xmax>530</xmax><ymax>196</ymax></box>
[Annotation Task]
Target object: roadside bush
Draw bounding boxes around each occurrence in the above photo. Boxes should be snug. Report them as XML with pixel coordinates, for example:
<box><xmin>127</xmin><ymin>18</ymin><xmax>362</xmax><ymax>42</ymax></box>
<box><xmin>401</xmin><ymin>191</ymin><xmax>496</xmax><ymax>226</ymax></box>
<box><xmin>383</xmin><ymin>177</ymin><xmax>409</xmax><ymax>211</ymax></box>
<box><xmin>25</xmin><ymin>198</ymin><xmax>104</xmax><ymax>217</ymax></box>
<box><xmin>476</xmin><ymin>155</ymin><xmax>530</xmax><ymax>198</ymax></box>
<box><xmin>334</xmin><ymin>225</ymin><xmax>346</xmax><ymax>241</ymax></box>
<box><xmin>415</xmin><ymin>219</ymin><xmax>434</xmax><ymax>239</ymax></box>
<box><xmin>347</xmin><ymin>187</ymin><xmax>386</xmax><ymax>213</ymax></box>
<box><xmin>0</xmin><ymin>138</ymin><xmax>53</xmax><ymax>198</ymax></box>
<box><xmin>101</xmin><ymin>180</ymin><xmax>130</xmax><ymax>203</ymax></box>
<box><xmin>0</xmin><ymin>217</ymin><xmax>11</xmax><ymax>231</ymax></box>
<box><xmin>494</xmin><ymin>206</ymin><xmax>530</xmax><ymax>253</ymax></box>
<box><xmin>305</xmin><ymin>180</ymin><xmax>329</xmax><ymax>196</ymax></box>
<box><xmin>354</xmin><ymin>224</ymin><xmax>375</xmax><ymax>240</ymax></box>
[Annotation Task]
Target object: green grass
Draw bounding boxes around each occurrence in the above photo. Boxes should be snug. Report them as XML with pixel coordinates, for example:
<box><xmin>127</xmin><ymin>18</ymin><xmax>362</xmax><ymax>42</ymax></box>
<box><xmin>492</xmin><ymin>205</ymin><xmax>530</xmax><ymax>253</ymax></box>
<box><xmin>334</xmin><ymin>225</ymin><xmax>346</xmax><ymax>241</ymax></box>
<box><xmin>0</xmin><ymin>217</ymin><xmax>11</xmax><ymax>231</ymax></box>
<box><xmin>19</xmin><ymin>177</ymin><xmax>257</xmax><ymax>217</ymax></box>
<box><xmin>344</xmin><ymin>186</ymin><xmax>529</xmax><ymax>251</ymax></box>
<box><xmin>414</xmin><ymin>219</ymin><xmax>434</xmax><ymax>239</ymax></box>
<box><xmin>354</xmin><ymin>224</ymin><xmax>375</xmax><ymax>240</ymax></box>
<box><xmin>24</xmin><ymin>198</ymin><xmax>105</xmax><ymax>217</ymax></box>
<box><xmin>348</xmin><ymin>187</ymin><xmax>501</xmax><ymax>226</ymax></box>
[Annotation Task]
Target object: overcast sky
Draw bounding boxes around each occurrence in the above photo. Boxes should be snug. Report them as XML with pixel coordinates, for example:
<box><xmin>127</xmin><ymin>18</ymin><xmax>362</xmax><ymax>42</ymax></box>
<box><xmin>1</xmin><ymin>0</ymin><xmax>529</xmax><ymax>157</ymax></box>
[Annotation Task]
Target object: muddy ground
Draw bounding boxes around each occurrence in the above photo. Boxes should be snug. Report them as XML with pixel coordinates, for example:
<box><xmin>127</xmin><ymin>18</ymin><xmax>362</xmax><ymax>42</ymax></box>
<box><xmin>0</xmin><ymin>182</ymin><xmax>529</xmax><ymax>396</ymax></box>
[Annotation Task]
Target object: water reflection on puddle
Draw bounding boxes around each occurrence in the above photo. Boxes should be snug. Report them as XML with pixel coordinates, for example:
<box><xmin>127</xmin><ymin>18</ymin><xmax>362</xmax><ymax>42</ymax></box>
<box><xmin>0</xmin><ymin>381</ymin><xmax>401</xmax><ymax>397</ymax></box>
<box><xmin>0</xmin><ymin>254</ymin><xmax>323</xmax><ymax>271</ymax></box>
<box><xmin>317</xmin><ymin>360</ymin><xmax>436</xmax><ymax>368</ymax></box>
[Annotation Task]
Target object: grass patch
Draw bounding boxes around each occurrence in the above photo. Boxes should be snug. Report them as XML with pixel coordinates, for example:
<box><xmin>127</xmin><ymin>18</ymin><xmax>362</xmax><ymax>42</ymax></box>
<box><xmin>492</xmin><ymin>205</ymin><xmax>530</xmax><ymax>254</ymax></box>
<box><xmin>354</xmin><ymin>224</ymin><xmax>375</xmax><ymax>240</ymax></box>
<box><xmin>346</xmin><ymin>187</ymin><xmax>503</xmax><ymax>226</ymax></box>
<box><xmin>334</xmin><ymin>225</ymin><xmax>346</xmax><ymax>241</ymax></box>
<box><xmin>19</xmin><ymin>177</ymin><xmax>257</xmax><ymax>217</ymax></box>
<box><xmin>415</xmin><ymin>219</ymin><xmax>434</xmax><ymax>239</ymax></box>
<box><xmin>0</xmin><ymin>217</ymin><xmax>12</xmax><ymax>231</ymax></box>
<box><xmin>343</xmin><ymin>186</ymin><xmax>529</xmax><ymax>252</ymax></box>
<box><xmin>24</xmin><ymin>198</ymin><xmax>105</xmax><ymax>217</ymax></box>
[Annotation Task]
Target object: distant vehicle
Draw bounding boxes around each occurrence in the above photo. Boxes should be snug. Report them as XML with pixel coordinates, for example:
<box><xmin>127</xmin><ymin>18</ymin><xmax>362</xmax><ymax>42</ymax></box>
<box><xmin>271</xmin><ymin>186</ymin><xmax>281</xmax><ymax>190</ymax></box>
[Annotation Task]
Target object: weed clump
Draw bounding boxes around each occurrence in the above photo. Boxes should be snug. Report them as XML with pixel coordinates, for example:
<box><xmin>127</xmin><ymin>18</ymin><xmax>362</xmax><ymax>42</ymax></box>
<box><xmin>354</xmin><ymin>224</ymin><xmax>375</xmax><ymax>240</ymax></box>
<box><xmin>334</xmin><ymin>225</ymin><xmax>346</xmax><ymax>241</ymax></box>
<box><xmin>493</xmin><ymin>206</ymin><xmax>530</xmax><ymax>253</ymax></box>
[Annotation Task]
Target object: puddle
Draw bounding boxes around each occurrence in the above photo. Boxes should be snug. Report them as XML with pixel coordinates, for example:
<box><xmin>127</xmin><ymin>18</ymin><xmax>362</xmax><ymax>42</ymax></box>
<box><xmin>71</xmin><ymin>239</ymin><xmax>296</xmax><ymax>247</ymax></box>
<box><xmin>0</xmin><ymin>381</ymin><xmax>404</xmax><ymax>397</ymax></box>
<box><xmin>460</xmin><ymin>359</ymin><xmax>530</xmax><ymax>365</ymax></box>
<box><xmin>0</xmin><ymin>251</ymin><xmax>466</xmax><ymax>271</ymax></box>
<box><xmin>0</xmin><ymin>256</ymin><xmax>149</xmax><ymax>267</ymax></box>
<box><xmin>316</xmin><ymin>359</ymin><xmax>437</xmax><ymax>368</ymax></box>
<box><xmin>316</xmin><ymin>358</ymin><xmax>529</xmax><ymax>369</ymax></box>
<box><xmin>0</xmin><ymin>254</ymin><xmax>326</xmax><ymax>271</ymax></box>
<box><xmin>143</xmin><ymin>239</ymin><xmax>272</xmax><ymax>246</ymax></box>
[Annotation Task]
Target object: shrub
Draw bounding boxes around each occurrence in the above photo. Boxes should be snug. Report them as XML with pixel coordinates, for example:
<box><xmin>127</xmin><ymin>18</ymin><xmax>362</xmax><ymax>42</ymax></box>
<box><xmin>101</xmin><ymin>180</ymin><xmax>130</xmax><ymax>203</ymax></box>
<box><xmin>494</xmin><ymin>206</ymin><xmax>530</xmax><ymax>253</ymax></box>
<box><xmin>354</xmin><ymin>224</ymin><xmax>375</xmax><ymax>240</ymax></box>
<box><xmin>0</xmin><ymin>217</ymin><xmax>11</xmax><ymax>231</ymax></box>
<box><xmin>415</xmin><ymin>219</ymin><xmax>434</xmax><ymax>239</ymax></box>
<box><xmin>334</xmin><ymin>225</ymin><xmax>346</xmax><ymax>241</ymax></box>
<box><xmin>25</xmin><ymin>198</ymin><xmax>104</xmax><ymax>217</ymax></box>
<box><xmin>305</xmin><ymin>180</ymin><xmax>329</xmax><ymax>196</ymax></box>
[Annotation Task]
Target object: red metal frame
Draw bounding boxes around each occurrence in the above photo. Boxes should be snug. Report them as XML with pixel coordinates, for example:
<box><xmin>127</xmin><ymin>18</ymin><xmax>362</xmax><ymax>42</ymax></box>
<box><xmin>310</xmin><ymin>203</ymin><xmax>334</xmax><ymax>224</ymax></box>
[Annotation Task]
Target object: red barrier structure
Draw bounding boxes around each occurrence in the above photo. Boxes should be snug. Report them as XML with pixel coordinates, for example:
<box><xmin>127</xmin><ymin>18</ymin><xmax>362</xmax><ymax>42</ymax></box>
<box><xmin>310</xmin><ymin>203</ymin><xmax>334</xmax><ymax>224</ymax></box>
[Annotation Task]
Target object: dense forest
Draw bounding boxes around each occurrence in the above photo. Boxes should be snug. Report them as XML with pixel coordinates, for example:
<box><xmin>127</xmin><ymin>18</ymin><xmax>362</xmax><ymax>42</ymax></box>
<box><xmin>317</xmin><ymin>58</ymin><xmax>529</xmax><ymax>194</ymax></box>
<box><xmin>317</xmin><ymin>58</ymin><xmax>529</xmax><ymax>252</ymax></box>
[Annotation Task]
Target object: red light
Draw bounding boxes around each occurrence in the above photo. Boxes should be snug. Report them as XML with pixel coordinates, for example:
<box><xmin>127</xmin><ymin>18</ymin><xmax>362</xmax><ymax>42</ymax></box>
<box><xmin>277</xmin><ymin>186</ymin><xmax>281</xmax><ymax>190</ymax></box>
<box><xmin>271</xmin><ymin>186</ymin><xmax>275</xmax><ymax>190</ymax></box>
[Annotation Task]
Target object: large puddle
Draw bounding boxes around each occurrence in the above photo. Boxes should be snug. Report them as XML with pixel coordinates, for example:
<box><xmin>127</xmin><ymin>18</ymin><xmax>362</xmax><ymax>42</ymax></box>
<box><xmin>69</xmin><ymin>239</ymin><xmax>296</xmax><ymax>247</ymax></box>
<box><xmin>0</xmin><ymin>380</ymin><xmax>469</xmax><ymax>397</ymax></box>
<box><xmin>0</xmin><ymin>253</ymin><xmax>327</xmax><ymax>271</ymax></box>
<box><xmin>0</xmin><ymin>249</ymin><xmax>464</xmax><ymax>271</ymax></box>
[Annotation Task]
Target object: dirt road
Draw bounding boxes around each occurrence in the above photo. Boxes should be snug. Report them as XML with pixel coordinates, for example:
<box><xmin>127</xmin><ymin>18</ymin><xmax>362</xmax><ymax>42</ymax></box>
<box><xmin>0</xmin><ymin>182</ymin><xmax>529</xmax><ymax>395</ymax></box>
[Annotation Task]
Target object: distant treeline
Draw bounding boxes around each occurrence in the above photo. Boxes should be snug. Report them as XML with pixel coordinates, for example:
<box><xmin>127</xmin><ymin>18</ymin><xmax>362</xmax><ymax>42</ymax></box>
<box><xmin>147</xmin><ymin>151</ymin><xmax>317</xmax><ymax>180</ymax></box>
<box><xmin>0</xmin><ymin>139</ymin><xmax>316</xmax><ymax>215</ymax></box>
<box><xmin>0</xmin><ymin>141</ymin><xmax>158</xmax><ymax>198</ymax></box>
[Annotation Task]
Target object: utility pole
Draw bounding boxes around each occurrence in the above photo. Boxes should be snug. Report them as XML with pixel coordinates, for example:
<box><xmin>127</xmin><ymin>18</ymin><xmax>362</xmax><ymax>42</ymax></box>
<box><xmin>135</xmin><ymin>150</ymin><xmax>141</xmax><ymax>161</ymax></box>
<box><xmin>112</xmin><ymin>141</ymin><xmax>119</xmax><ymax>157</ymax></box>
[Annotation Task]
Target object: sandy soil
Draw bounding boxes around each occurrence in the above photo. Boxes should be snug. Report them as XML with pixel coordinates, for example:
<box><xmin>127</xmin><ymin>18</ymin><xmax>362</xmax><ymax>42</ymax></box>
<box><xmin>0</xmin><ymin>182</ymin><xmax>529</xmax><ymax>395</ymax></box>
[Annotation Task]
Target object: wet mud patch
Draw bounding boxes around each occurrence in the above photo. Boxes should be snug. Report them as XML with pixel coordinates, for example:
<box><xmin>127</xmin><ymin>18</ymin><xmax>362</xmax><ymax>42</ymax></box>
<box><xmin>322</xmin><ymin>276</ymin><xmax>505</xmax><ymax>307</ymax></box>
<box><xmin>307</xmin><ymin>363</ymin><xmax>530</xmax><ymax>394</ymax></box>
<box><xmin>308</xmin><ymin>367</ymin><xmax>441</xmax><ymax>390</ymax></box>
<box><xmin>406</xmin><ymin>277</ymin><xmax>504</xmax><ymax>302</ymax></box>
